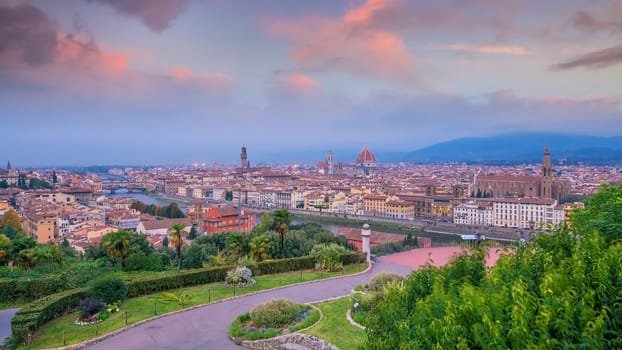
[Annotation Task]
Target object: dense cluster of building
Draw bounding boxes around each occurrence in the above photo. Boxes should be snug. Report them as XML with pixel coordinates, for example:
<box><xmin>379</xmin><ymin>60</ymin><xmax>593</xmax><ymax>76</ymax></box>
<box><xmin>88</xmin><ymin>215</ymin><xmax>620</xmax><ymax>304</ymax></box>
<box><xmin>1</xmin><ymin>144</ymin><xmax>621</xmax><ymax>249</ymax></box>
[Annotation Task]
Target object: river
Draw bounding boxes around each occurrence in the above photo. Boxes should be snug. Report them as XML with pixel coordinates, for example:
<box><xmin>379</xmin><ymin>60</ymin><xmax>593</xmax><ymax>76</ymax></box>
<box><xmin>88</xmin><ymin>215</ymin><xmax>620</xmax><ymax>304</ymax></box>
<box><xmin>106</xmin><ymin>192</ymin><xmax>183</xmax><ymax>208</ymax></box>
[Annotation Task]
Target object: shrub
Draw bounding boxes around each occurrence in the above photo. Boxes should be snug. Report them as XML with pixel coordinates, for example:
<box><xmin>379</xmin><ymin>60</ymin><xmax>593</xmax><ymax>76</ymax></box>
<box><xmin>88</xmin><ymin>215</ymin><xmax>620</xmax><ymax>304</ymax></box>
<box><xmin>368</xmin><ymin>272</ymin><xmax>404</xmax><ymax>292</ymax></box>
<box><xmin>225</xmin><ymin>266</ymin><xmax>255</xmax><ymax>287</ymax></box>
<box><xmin>124</xmin><ymin>253</ymin><xmax>165</xmax><ymax>271</ymax></box>
<box><xmin>88</xmin><ymin>276</ymin><xmax>128</xmax><ymax>304</ymax></box>
<box><xmin>79</xmin><ymin>298</ymin><xmax>106</xmax><ymax>319</ymax></box>
<box><xmin>311</xmin><ymin>243</ymin><xmax>347</xmax><ymax>272</ymax></box>
<box><xmin>250</xmin><ymin>299</ymin><xmax>301</xmax><ymax>328</ymax></box>
<box><xmin>11</xmin><ymin>288</ymin><xmax>87</xmax><ymax>344</ymax></box>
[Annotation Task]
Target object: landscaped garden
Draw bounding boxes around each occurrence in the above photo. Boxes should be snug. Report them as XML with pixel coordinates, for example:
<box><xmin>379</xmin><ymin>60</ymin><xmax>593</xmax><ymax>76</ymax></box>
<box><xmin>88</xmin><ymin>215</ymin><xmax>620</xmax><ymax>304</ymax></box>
<box><xmin>229</xmin><ymin>299</ymin><xmax>320</xmax><ymax>341</ymax></box>
<box><xmin>19</xmin><ymin>262</ymin><xmax>365</xmax><ymax>349</ymax></box>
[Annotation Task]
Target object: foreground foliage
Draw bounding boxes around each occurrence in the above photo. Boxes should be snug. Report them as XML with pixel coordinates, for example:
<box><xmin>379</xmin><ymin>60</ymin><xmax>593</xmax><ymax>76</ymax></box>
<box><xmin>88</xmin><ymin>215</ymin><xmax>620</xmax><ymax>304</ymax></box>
<box><xmin>364</xmin><ymin>183</ymin><xmax>622</xmax><ymax>350</ymax></box>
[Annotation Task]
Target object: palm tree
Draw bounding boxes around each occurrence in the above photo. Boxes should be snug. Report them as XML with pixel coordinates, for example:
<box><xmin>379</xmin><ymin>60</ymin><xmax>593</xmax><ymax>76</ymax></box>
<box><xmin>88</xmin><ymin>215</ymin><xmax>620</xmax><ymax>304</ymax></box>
<box><xmin>169</xmin><ymin>222</ymin><xmax>188</xmax><ymax>269</ymax></box>
<box><xmin>102</xmin><ymin>230</ymin><xmax>131</xmax><ymax>267</ymax></box>
<box><xmin>226</xmin><ymin>233</ymin><xmax>247</xmax><ymax>259</ymax></box>
<box><xmin>249</xmin><ymin>234</ymin><xmax>270</xmax><ymax>261</ymax></box>
<box><xmin>271</xmin><ymin>209</ymin><xmax>292</xmax><ymax>258</ymax></box>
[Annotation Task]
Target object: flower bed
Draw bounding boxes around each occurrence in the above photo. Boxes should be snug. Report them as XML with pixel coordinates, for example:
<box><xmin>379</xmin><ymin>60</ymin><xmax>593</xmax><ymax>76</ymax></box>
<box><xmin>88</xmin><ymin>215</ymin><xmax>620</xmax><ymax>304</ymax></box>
<box><xmin>230</xmin><ymin>300</ymin><xmax>320</xmax><ymax>341</ymax></box>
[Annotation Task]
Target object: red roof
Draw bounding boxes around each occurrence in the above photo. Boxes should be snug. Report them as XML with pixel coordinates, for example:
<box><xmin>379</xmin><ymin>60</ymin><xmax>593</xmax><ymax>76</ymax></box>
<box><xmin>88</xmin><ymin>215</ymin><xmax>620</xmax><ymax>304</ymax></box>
<box><xmin>356</xmin><ymin>145</ymin><xmax>376</xmax><ymax>164</ymax></box>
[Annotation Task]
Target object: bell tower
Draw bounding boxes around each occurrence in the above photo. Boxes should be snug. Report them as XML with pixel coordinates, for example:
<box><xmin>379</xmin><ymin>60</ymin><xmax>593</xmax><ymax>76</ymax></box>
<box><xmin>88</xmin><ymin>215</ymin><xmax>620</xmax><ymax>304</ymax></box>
<box><xmin>541</xmin><ymin>145</ymin><xmax>553</xmax><ymax>199</ymax></box>
<box><xmin>240</xmin><ymin>146</ymin><xmax>247</xmax><ymax>170</ymax></box>
<box><xmin>326</xmin><ymin>150</ymin><xmax>334</xmax><ymax>176</ymax></box>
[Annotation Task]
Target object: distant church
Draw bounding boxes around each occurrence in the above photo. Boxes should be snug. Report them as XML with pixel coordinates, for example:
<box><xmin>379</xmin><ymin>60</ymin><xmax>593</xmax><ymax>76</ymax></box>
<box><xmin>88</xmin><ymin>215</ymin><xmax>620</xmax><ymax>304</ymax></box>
<box><xmin>472</xmin><ymin>146</ymin><xmax>570</xmax><ymax>202</ymax></box>
<box><xmin>323</xmin><ymin>145</ymin><xmax>378</xmax><ymax>176</ymax></box>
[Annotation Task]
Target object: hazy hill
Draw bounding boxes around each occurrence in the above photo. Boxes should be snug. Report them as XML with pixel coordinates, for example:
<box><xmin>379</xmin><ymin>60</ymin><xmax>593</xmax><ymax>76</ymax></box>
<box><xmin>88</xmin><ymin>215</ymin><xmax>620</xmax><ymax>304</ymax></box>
<box><xmin>396</xmin><ymin>133</ymin><xmax>622</xmax><ymax>165</ymax></box>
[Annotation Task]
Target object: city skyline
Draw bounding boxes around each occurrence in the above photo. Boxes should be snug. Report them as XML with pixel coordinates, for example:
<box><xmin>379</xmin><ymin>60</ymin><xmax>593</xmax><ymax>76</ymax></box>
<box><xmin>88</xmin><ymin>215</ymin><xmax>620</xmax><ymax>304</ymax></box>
<box><xmin>2</xmin><ymin>0</ymin><xmax>621</xmax><ymax>166</ymax></box>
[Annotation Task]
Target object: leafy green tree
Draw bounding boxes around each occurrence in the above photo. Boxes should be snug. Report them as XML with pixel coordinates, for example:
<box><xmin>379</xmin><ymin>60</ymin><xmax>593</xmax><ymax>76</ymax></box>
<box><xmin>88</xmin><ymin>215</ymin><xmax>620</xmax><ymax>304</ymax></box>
<box><xmin>310</xmin><ymin>243</ymin><xmax>347</xmax><ymax>271</ymax></box>
<box><xmin>571</xmin><ymin>182</ymin><xmax>622</xmax><ymax>245</ymax></box>
<box><xmin>17</xmin><ymin>244</ymin><xmax>63</xmax><ymax>269</ymax></box>
<box><xmin>0</xmin><ymin>180</ymin><xmax>7</xmax><ymax>189</ymax></box>
<box><xmin>17</xmin><ymin>174</ymin><xmax>27</xmax><ymax>189</ymax></box>
<box><xmin>0</xmin><ymin>234</ymin><xmax>10</xmax><ymax>263</ymax></box>
<box><xmin>271</xmin><ymin>209</ymin><xmax>292</xmax><ymax>258</ymax></box>
<box><xmin>128</xmin><ymin>233</ymin><xmax>155</xmax><ymax>256</ymax></box>
<box><xmin>181</xmin><ymin>244</ymin><xmax>208</xmax><ymax>269</ymax></box>
<box><xmin>1</xmin><ymin>208</ymin><xmax>22</xmax><ymax>235</ymax></box>
<box><xmin>85</xmin><ymin>244</ymin><xmax>107</xmax><ymax>262</ymax></box>
<box><xmin>162</xmin><ymin>236</ymin><xmax>169</xmax><ymax>248</ymax></box>
<box><xmin>188</xmin><ymin>226</ymin><xmax>197</xmax><ymax>240</ymax></box>
<box><xmin>125</xmin><ymin>252</ymin><xmax>166</xmax><ymax>271</ymax></box>
<box><xmin>403</xmin><ymin>233</ymin><xmax>418</xmax><ymax>248</ymax></box>
<box><xmin>363</xmin><ymin>184</ymin><xmax>622</xmax><ymax>349</ymax></box>
<box><xmin>28</xmin><ymin>178</ymin><xmax>52</xmax><ymax>189</ymax></box>
<box><xmin>226</xmin><ymin>232</ymin><xmax>248</xmax><ymax>259</ymax></box>
<box><xmin>253</xmin><ymin>213</ymin><xmax>273</xmax><ymax>234</ymax></box>
<box><xmin>169</xmin><ymin>222</ymin><xmax>188</xmax><ymax>269</ymax></box>
<box><xmin>101</xmin><ymin>231</ymin><xmax>131</xmax><ymax>267</ymax></box>
<box><xmin>7</xmin><ymin>235</ymin><xmax>35</xmax><ymax>262</ymax></box>
<box><xmin>249</xmin><ymin>234</ymin><xmax>270</xmax><ymax>261</ymax></box>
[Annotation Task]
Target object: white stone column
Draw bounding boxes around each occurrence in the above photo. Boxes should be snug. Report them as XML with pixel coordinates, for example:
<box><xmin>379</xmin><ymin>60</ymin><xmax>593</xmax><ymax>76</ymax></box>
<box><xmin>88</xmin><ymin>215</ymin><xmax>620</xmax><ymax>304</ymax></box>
<box><xmin>361</xmin><ymin>223</ymin><xmax>371</xmax><ymax>263</ymax></box>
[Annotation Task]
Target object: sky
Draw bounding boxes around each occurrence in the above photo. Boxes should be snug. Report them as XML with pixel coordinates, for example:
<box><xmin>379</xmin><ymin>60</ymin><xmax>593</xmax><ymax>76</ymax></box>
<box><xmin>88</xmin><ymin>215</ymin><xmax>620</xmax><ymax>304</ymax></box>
<box><xmin>1</xmin><ymin>0</ymin><xmax>621</xmax><ymax>166</ymax></box>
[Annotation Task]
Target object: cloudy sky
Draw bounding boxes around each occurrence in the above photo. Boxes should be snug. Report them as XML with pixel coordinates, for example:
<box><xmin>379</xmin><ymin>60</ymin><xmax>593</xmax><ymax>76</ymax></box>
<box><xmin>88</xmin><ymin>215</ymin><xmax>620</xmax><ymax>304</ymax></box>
<box><xmin>1</xmin><ymin>0</ymin><xmax>621</xmax><ymax>166</ymax></box>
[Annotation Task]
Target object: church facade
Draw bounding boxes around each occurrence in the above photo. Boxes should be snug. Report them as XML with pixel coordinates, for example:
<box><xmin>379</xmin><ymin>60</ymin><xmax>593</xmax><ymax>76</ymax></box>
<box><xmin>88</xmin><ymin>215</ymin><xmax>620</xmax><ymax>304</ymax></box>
<box><xmin>473</xmin><ymin>146</ymin><xmax>570</xmax><ymax>203</ymax></box>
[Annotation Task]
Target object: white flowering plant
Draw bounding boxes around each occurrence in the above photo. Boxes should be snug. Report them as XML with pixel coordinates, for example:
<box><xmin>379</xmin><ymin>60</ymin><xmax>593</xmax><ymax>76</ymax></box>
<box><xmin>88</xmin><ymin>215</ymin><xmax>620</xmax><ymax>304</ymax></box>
<box><xmin>225</xmin><ymin>266</ymin><xmax>256</xmax><ymax>287</ymax></box>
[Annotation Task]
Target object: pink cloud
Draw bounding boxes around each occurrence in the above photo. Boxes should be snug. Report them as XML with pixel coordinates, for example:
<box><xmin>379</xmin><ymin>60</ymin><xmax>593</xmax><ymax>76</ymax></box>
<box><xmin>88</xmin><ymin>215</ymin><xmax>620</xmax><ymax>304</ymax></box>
<box><xmin>449</xmin><ymin>43</ymin><xmax>528</xmax><ymax>55</ymax></box>
<box><xmin>86</xmin><ymin>0</ymin><xmax>188</xmax><ymax>32</ymax></box>
<box><xmin>265</xmin><ymin>0</ymin><xmax>416</xmax><ymax>85</ymax></box>
<box><xmin>169</xmin><ymin>67</ymin><xmax>192</xmax><ymax>79</ymax></box>
<box><xmin>0</xmin><ymin>3</ymin><xmax>232</xmax><ymax>103</ymax></box>
<box><xmin>282</xmin><ymin>74</ymin><xmax>320</xmax><ymax>92</ymax></box>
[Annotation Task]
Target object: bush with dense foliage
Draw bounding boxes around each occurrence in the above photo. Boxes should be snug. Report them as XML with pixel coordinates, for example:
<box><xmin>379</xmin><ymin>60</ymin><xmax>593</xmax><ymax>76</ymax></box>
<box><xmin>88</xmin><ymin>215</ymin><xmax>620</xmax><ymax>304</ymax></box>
<box><xmin>225</xmin><ymin>266</ymin><xmax>255</xmax><ymax>287</ymax></box>
<box><xmin>78</xmin><ymin>298</ymin><xmax>106</xmax><ymax>320</ymax></box>
<box><xmin>11</xmin><ymin>288</ymin><xmax>87</xmax><ymax>344</ymax></box>
<box><xmin>250</xmin><ymin>299</ymin><xmax>301</xmax><ymax>328</ymax></box>
<box><xmin>368</xmin><ymin>272</ymin><xmax>404</xmax><ymax>292</ymax></box>
<box><xmin>310</xmin><ymin>243</ymin><xmax>348</xmax><ymax>272</ymax></box>
<box><xmin>0</xmin><ymin>262</ymin><xmax>105</xmax><ymax>303</ymax></box>
<box><xmin>87</xmin><ymin>276</ymin><xmax>128</xmax><ymax>304</ymax></box>
<box><xmin>364</xmin><ymin>183</ymin><xmax>622</xmax><ymax>349</ymax></box>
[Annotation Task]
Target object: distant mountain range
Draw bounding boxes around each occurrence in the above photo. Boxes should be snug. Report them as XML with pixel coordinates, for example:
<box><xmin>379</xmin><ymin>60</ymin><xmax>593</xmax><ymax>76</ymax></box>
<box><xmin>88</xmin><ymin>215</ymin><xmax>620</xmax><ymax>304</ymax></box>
<box><xmin>380</xmin><ymin>133</ymin><xmax>622</xmax><ymax>165</ymax></box>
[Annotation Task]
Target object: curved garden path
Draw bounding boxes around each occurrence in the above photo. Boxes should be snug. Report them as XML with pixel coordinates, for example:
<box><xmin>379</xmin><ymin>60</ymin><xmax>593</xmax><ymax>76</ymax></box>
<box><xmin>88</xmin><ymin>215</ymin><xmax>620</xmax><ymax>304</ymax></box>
<box><xmin>87</xmin><ymin>247</ymin><xmax>503</xmax><ymax>350</ymax></box>
<box><xmin>87</xmin><ymin>261</ymin><xmax>412</xmax><ymax>350</ymax></box>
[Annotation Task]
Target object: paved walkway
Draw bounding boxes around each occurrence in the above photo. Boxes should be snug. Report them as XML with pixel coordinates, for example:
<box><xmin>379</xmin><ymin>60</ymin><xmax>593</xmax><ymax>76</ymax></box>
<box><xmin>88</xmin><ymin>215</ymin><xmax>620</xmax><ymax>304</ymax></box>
<box><xmin>0</xmin><ymin>308</ymin><xmax>18</xmax><ymax>341</ymax></box>
<box><xmin>88</xmin><ymin>261</ymin><xmax>413</xmax><ymax>350</ymax></box>
<box><xmin>379</xmin><ymin>246</ymin><xmax>504</xmax><ymax>268</ymax></box>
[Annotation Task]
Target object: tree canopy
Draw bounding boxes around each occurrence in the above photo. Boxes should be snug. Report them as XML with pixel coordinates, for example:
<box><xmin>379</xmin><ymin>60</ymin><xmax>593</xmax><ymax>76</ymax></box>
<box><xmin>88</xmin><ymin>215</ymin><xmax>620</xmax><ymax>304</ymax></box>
<box><xmin>364</xmin><ymin>182</ymin><xmax>622</xmax><ymax>349</ymax></box>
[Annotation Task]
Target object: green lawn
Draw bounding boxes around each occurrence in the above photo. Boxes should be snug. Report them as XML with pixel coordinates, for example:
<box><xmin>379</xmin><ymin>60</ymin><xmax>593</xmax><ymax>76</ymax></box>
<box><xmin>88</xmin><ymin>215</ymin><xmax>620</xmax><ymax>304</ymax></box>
<box><xmin>25</xmin><ymin>263</ymin><xmax>366</xmax><ymax>349</ymax></box>
<box><xmin>304</xmin><ymin>295</ymin><xmax>366</xmax><ymax>350</ymax></box>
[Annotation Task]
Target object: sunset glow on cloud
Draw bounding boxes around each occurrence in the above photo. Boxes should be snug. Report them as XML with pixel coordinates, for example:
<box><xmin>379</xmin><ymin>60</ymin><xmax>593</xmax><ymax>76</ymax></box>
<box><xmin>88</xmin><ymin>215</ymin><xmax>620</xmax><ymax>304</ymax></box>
<box><xmin>1</xmin><ymin>0</ymin><xmax>621</xmax><ymax>165</ymax></box>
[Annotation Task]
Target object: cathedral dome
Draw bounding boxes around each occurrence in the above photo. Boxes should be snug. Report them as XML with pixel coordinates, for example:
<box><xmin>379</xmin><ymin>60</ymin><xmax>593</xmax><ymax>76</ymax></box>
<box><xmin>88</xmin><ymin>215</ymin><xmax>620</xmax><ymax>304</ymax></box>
<box><xmin>356</xmin><ymin>145</ymin><xmax>376</xmax><ymax>164</ymax></box>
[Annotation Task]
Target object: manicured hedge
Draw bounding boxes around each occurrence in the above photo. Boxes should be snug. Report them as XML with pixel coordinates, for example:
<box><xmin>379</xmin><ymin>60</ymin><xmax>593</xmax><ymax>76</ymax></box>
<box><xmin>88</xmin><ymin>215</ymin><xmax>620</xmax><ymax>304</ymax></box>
<box><xmin>127</xmin><ymin>252</ymin><xmax>364</xmax><ymax>297</ymax></box>
<box><xmin>126</xmin><ymin>265</ymin><xmax>230</xmax><ymax>297</ymax></box>
<box><xmin>11</xmin><ymin>288</ymin><xmax>87</xmax><ymax>344</ymax></box>
<box><xmin>0</xmin><ymin>276</ymin><xmax>62</xmax><ymax>303</ymax></box>
<box><xmin>0</xmin><ymin>263</ymin><xmax>103</xmax><ymax>303</ymax></box>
